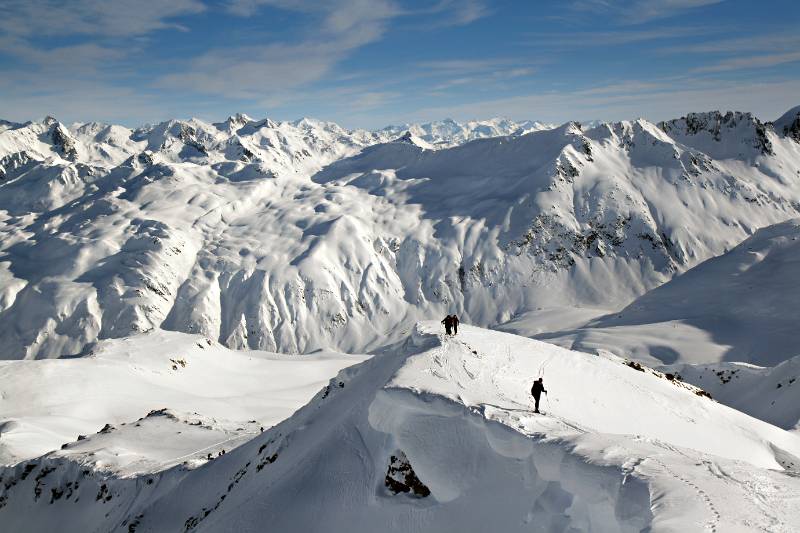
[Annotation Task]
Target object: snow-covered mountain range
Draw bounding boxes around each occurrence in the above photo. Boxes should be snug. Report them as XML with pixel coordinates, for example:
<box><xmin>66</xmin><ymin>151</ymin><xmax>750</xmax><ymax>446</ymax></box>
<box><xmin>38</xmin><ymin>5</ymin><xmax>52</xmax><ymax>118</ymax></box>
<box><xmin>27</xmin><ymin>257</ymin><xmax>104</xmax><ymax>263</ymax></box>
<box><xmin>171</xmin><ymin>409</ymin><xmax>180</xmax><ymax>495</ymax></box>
<box><xmin>379</xmin><ymin>117</ymin><xmax>553</xmax><ymax>147</ymax></box>
<box><xmin>1</xmin><ymin>108</ymin><xmax>799</xmax><ymax>361</ymax></box>
<box><xmin>3</xmin><ymin>106</ymin><xmax>800</xmax><ymax>531</ymax></box>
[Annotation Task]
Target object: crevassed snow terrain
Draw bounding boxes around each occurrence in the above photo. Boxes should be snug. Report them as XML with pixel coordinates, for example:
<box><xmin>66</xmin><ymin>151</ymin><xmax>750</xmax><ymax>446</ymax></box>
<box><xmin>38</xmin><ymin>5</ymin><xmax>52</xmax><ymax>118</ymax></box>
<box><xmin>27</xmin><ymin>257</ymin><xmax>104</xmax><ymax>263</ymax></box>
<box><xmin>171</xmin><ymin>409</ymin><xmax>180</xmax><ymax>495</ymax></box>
<box><xmin>2</xmin><ymin>324</ymin><xmax>799</xmax><ymax>532</ymax></box>
<box><xmin>1</xmin><ymin>109</ymin><xmax>799</xmax><ymax>359</ymax></box>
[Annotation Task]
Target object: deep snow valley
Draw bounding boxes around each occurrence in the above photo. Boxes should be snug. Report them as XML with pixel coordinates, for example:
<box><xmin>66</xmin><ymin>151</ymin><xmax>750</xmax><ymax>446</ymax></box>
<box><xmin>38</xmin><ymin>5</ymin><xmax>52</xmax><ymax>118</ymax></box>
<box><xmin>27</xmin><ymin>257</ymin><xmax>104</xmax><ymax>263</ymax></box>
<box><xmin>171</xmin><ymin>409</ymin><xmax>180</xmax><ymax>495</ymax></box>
<box><xmin>1</xmin><ymin>106</ymin><xmax>800</xmax><ymax>531</ymax></box>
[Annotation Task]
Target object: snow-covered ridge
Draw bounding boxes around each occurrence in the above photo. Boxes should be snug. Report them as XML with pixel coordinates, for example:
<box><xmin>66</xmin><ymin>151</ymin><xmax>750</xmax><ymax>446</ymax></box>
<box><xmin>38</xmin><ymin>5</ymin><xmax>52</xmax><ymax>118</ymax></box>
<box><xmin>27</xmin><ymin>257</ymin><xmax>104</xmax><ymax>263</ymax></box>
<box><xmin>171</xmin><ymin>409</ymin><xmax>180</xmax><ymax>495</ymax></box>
<box><xmin>1</xmin><ymin>107</ymin><xmax>799</xmax><ymax>359</ymax></box>
<box><xmin>2</xmin><ymin>324</ymin><xmax>799</xmax><ymax>531</ymax></box>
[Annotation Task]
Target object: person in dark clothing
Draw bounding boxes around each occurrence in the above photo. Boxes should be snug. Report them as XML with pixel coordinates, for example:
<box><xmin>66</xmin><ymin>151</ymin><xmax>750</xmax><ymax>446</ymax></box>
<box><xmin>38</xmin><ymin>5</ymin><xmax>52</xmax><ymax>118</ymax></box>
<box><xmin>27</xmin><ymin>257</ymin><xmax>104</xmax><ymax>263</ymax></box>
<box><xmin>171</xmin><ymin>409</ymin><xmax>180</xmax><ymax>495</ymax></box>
<box><xmin>531</xmin><ymin>377</ymin><xmax>546</xmax><ymax>413</ymax></box>
<box><xmin>442</xmin><ymin>315</ymin><xmax>453</xmax><ymax>335</ymax></box>
<box><xmin>452</xmin><ymin>314</ymin><xmax>459</xmax><ymax>335</ymax></box>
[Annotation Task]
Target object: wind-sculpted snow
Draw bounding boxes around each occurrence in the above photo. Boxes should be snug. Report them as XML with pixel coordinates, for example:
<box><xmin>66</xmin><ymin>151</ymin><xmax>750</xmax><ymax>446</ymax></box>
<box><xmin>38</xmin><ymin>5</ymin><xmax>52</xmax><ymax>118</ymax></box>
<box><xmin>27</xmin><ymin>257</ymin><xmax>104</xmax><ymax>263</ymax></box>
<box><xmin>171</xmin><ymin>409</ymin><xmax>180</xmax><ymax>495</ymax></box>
<box><xmin>0</xmin><ymin>109</ymin><xmax>799</xmax><ymax>358</ymax></box>
<box><xmin>2</xmin><ymin>324</ymin><xmax>800</xmax><ymax>532</ymax></box>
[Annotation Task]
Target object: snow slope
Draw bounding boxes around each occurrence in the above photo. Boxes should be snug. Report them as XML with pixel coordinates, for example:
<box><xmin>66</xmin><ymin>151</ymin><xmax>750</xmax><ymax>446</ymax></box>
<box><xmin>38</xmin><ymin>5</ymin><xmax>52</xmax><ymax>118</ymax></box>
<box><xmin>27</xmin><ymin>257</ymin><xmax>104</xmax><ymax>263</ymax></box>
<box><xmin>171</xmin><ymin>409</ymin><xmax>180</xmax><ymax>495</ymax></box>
<box><xmin>0</xmin><ymin>330</ymin><xmax>366</xmax><ymax>468</ymax></box>
<box><xmin>659</xmin><ymin>356</ymin><xmax>800</xmax><ymax>432</ymax></box>
<box><xmin>1</xmin><ymin>108</ymin><xmax>799</xmax><ymax>359</ymax></box>
<box><xmin>534</xmin><ymin>218</ymin><xmax>800</xmax><ymax>367</ymax></box>
<box><xmin>2</xmin><ymin>324</ymin><xmax>799</xmax><ymax>532</ymax></box>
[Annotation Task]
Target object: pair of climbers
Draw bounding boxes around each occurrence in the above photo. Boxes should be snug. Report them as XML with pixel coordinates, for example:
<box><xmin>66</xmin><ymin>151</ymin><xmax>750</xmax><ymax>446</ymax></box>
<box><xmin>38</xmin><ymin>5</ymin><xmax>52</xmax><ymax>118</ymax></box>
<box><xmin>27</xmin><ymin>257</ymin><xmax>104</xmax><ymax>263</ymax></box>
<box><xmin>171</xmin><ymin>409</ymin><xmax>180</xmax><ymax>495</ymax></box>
<box><xmin>441</xmin><ymin>314</ymin><xmax>459</xmax><ymax>335</ymax></box>
<box><xmin>206</xmin><ymin>449</ymin><xmax>225</xmax><ymax>460</ymax></box>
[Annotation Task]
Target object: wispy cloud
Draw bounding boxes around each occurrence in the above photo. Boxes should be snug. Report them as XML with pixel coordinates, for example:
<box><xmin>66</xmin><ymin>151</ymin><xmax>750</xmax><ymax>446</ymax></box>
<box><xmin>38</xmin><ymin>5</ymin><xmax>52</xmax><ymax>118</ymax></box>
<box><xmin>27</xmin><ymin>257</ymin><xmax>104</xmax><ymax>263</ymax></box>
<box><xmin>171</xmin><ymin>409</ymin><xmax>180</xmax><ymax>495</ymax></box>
<box><xmin>225</xmin><ymin>0</ymin><xmax>400</xmax><ymax>32</ymax></box>
<box><xmin>692</xmin><ymin>51</ymin><xmax>800</xmax><ymax>73</ymax></box>
<box><xmin>0</xmin><ymin>40</ymin><xmax>127</xmax><ymax>77</ymax></box>
<box><xmin>413</xmin><ymin>59</ymin><xmax>537</xmax><ymax>91</ymax></box>
<box><xmin>429</xmin><ymin>68</ymin><xmax>536</xmax><ymax>91</ymax></box>
<box><xmin>157</xmin><ymin>41</ymin><xmax>353</xmax><ymax>100</ymax></box>
<box><xmin>0</xmin><ymin>0</ymin><xmax>795</xmax><ymax>129</ymax></box>
<box><xmin>0</xmin><ymin>0</ymin><xmax>205</xmax><ymax>37</ymax></box>
<box><xmin>426</xmin><ymin>0</ymin><xmax>490</xmax><ymax>26</ymax></box>
<box><xmin>0</xmin><ymin>78</ymin><xmax>180</xmax><ymax>124</ymax></box>
<box><xmin>660</xmin><ymin>32</ymin><xmax>800</xmax><ymax>55</ymax></box>
<box><xmin>401</xmin><ymin>77</ymin><xmax>800</xmax><ymax>125</ymax></box>
<box><xmin>226</xmin><ymin>0</ymin><xmax>489</xmax><ymax>28</ymax></box>
<box><xmin>263</xmin><ymin>86</ymin><xmax>401</xmax><ymax>115</ymax></box>
<box><xmin>161</xmin><ymin>0</ymin><xmax>490</xmax><ymax>101</ymax></box>
<box><xmin>160</xmin><ymin>0</ymin><xmax>400</xmax><ymax>99</ymax></box>
<box><xmin>416</xmin><ymin>59</ymin><xmax>525</xmax><ymax>75</ymax></box>
<box><xmin>0</xmin><ymin>0</ymin><xmax>208</xmax><ymax>123</ymax></box>
<box><xmin>526</xmin><ymin>26</ymin><xmax>709</xmax><ymax>48</ymax></box>
<box><xmin>569</xmin><ymin>0</ymin><xmax>724</xmax><ymax>24</ymax></box>
<box><xmin>0</xmin><ymin>0</ymin><xmax>493</xmax><ymax>124</ymax></box>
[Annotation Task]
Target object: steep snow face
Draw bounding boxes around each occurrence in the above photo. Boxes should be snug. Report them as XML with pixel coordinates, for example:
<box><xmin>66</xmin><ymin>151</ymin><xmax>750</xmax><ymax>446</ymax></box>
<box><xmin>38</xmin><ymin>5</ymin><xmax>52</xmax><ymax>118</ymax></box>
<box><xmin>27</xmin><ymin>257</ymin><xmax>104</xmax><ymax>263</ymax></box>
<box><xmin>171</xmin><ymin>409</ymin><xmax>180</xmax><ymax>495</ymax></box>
<box><xmin>1</xmin><ymin>109</ymin><xmax>800</xmax><ymax>359</ymax></box>
<box><xmin>536</xmin><ymin>218</ymin><xmax>800</xmax><ymax>367</ymax></box>
<box><xmin>2</xmin><ymin>324</ymin><xmax>799</xmax><ymax>532</ymax></box>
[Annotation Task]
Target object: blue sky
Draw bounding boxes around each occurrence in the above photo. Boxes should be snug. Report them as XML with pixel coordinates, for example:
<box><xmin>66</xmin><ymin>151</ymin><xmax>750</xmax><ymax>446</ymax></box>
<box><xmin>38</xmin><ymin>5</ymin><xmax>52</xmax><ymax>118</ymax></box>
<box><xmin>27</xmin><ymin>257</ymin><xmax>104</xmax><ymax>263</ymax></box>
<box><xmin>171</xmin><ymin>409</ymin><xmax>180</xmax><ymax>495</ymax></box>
<box><xmin>1</xmin><ymin>0</ymin><xmax>799</xmax><ymax>128</ymax></box>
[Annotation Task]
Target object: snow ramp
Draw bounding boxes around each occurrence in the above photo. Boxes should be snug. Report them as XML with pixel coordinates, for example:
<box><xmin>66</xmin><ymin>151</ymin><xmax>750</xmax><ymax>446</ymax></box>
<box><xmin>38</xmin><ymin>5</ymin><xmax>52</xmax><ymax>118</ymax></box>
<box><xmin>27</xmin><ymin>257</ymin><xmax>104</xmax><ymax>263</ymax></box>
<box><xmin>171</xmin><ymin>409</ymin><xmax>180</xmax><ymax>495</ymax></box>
<box><xmin>2</xmin><ymin>323</ymin><xmax>800</xmax><ymax>532</ymax></box>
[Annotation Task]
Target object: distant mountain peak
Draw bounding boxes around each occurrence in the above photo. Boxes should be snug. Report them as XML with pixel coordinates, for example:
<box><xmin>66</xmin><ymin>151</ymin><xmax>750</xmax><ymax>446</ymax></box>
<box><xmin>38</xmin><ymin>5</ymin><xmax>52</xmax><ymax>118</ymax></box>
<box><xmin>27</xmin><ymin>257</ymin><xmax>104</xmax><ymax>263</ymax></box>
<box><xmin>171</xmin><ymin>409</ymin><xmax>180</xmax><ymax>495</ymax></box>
<box><xmin>224</xmin><ymin>113</ymin><xmax>254</xmax><ymax>129</ymax></box>
<box><xmin>773</xmin><ymin>105</ymin><xmax>800</xmax><ymax>143</ymax></box>
<box><xmin>659</xmin><ymin>110</ymin><xmax>774</xmax><ymax>157</ymax></box>
<box><xmin>393</xmin><ymin>130</ymin><xmax>434</xmax><ymax>149</ymax></box>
